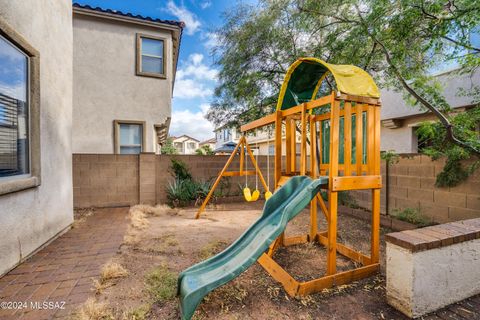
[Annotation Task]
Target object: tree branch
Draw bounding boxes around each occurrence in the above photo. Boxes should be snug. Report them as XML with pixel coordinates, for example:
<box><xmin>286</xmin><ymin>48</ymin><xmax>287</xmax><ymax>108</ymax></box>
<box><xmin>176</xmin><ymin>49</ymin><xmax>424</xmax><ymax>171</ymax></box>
<box><xmin>442</xmin><ymin>35</ymin><xmax>480</xmax><ymax>53</ymax></box>
<box><xmin>354</xmin><ymin>6</ymin><xmax>479</xmax><ymax>155</ymax></box>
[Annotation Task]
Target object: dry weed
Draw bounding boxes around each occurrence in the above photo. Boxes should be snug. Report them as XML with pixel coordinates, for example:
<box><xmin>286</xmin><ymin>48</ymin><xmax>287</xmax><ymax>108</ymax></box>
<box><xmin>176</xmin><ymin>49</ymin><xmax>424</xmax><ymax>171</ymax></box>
<box><xmin>123</xmin><ymin>232</ymin><xmax>140</xmax><ymax>246</ymax></box>
<box><xmin>131</xmin><ymin>204</ymin><xmax>178</xmax><ymax>217</ymax></box>
<box><xmin>94</xmin><ymin>261</ymin><xmax>129</xmax><ymax>294</ymax></box>
<box><xmin>129</xmin><ymin>208</ymin><xmax>149</xmax><ymax>230</ymax></box>
<box><xmin>75</xmin><ymin>298</ymin><xmax>113</xmax><ymax>320</ymax></box>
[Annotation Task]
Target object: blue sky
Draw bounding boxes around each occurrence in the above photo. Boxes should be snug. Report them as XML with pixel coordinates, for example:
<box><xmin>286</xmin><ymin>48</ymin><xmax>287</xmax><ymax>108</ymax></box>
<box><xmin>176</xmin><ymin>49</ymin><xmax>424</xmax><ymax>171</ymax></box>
<box><xmin>74</xmin><ymin>0</ymin><xmax>251</xmax><ymax>141</ymax></box>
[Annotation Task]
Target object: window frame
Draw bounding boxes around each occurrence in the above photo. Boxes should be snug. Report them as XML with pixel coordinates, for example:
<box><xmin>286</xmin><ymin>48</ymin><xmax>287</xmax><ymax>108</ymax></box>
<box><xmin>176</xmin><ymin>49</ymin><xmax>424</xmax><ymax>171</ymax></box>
<box><xmin>136</xmin><ymin>33</ymin><xmax>167</xmax><ymax>79</ymax></box>
<box><xmin>113</xmin><ymin>120</ymin><xmax>146</xmax><ymax>154</ymax></box>
<box><xmin>0</xmin><ymin>17</ymin><xmax>40</xmax><ymax>196</ymax></box>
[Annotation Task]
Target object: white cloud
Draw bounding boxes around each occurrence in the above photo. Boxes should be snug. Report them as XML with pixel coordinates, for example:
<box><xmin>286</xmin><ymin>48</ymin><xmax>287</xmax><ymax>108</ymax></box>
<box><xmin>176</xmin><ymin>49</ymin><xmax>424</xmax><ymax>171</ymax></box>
<box><xmin>170</xmin><ymin>103</ymin><xmax>214</xmax><ymax>141</ymax></box>
<box><xmin>174</xmin><ymin>53</ymin><xmax>218</xmax><ymax>99</ymax></box>
<box><xmin>200</xmin><ymin>1</ymin><xmax>212</xmax><ymax>9</ymax></box>
<box><xmin>173</xmin><ymin>79</ymin><xmax>213</xmax><ymax>98</ymax></box>
<box><xmin>177</xmin><ymin>53</ymin><xmax>218</xmax><ymax>81</ymax></box>
<box><xmin>202</xmin><ymin>32</ymin><xmax>220</xmax><ymax>49</ymax></box>
<box><xmin>166</xmin><ymin>0</ymin><xmax>201</xmax><ymax>35</ymax></box>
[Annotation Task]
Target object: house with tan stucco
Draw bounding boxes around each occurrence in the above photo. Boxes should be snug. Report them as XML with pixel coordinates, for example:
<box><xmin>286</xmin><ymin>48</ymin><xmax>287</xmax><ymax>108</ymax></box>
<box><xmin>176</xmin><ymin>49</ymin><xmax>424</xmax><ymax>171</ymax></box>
<box><xmin>0</xmin><ymin>1</ymin><xmax>183</xmax><ymax>277</ymax></box>
<box><xmin>0</xmin><ymin>0</ymin><xmax>74</xmax><ymax>276</ymax></box>
<box><xmin>172</xmin><ymin>135</ymin><xmax>200</xmax><ymax>154</ymax></box>
<box><xmin>72</xmin><ymin>3</ymin><xmax>184</xmax><ymax>154</ymax></box>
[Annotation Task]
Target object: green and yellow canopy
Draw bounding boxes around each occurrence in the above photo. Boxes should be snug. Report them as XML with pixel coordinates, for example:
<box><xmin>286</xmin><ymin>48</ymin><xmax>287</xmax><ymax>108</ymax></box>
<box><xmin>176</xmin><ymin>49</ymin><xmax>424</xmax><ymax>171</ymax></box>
<box><xmin>276</xmin><ymin>57</ymin><xmax>380</xmax><ymax>110</ymax></box>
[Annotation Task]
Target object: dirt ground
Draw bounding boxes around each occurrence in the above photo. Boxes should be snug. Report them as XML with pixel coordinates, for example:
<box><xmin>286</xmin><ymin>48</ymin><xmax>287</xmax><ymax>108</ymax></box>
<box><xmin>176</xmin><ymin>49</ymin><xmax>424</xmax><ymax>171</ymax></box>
<box><xmin>83</xmin><ymin>201</ymin><xmax>418</xmax><ymax>320</ymax></box>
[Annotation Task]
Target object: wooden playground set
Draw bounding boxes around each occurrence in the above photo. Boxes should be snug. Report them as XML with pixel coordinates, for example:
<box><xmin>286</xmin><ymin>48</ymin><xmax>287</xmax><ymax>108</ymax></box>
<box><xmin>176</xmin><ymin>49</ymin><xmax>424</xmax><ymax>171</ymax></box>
<box><xmin>187</xmin><ymin>57</ymin><xmax>382</xmax><ymax>299</ymax></box>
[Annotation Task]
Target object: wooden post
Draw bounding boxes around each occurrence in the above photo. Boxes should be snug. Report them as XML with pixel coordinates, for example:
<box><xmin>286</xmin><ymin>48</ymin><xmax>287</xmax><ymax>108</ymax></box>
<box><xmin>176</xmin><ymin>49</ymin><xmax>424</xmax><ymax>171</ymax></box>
<box><xmin>285</xmin><ymin>118</ymin><xmax>292</xmax><ymax>175</ymax></box>
<box><xmin>300</xmin><ymin>103</ymin><xmax>307</xmax><ymax>175</ymax></box>
<box><xmin>367</xmin><ymin>105</ymin><xmax>375</xmax><ymax>175</ymax></box>
<box><xmin>327</xmin><ymin>93</ymin><xmax>339</xmax><ymax>275</ymax></box>
<box><xmin>240</xmin><ymin>139</ymin><xmax>244</xmax><ymax>175</ymax></box>
<box><xmin>274</xmin><ymin>110</ymin><xmax>282</xmax><ymax>188</ymax></box>
<box><xmin>309</xmin><ymin>114</ymin><xmax>318</xmax><ymax>240</ymax></box>
<box><xmin>344</xmin><ymin>102</ymin><xmax>352</xmax><ymax>176</ymax></box>
<box><xmin>371</xmin><ymin>106</ymin><xmax>381</xmax><ymax>263</ymax></box>
<box><xmin>355</xmin><ymin>104</ymin><xmax>363</xmax><ymax>176</ymax></box>
<box><xmin>290</xmin><ymin>118</ymin><xmax>296</xmax><ymax>173</ymax></box>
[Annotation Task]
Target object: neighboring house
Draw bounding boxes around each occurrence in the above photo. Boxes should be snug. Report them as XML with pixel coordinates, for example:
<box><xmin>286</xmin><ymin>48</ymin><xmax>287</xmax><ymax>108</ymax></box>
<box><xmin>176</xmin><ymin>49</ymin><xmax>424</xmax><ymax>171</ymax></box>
<box><xmin>199</xmin><ymin>137</ymin><xmax>216</xmax><ymax>151</ymax></box>
<box><xmin>214</xmin><ymin>126</ymin><xmax>241</xmax><ymax>153</ymax></box>
<box><xmin>0</xmin><ymin>0</ymin><xmax>73</xmax><ymax>275</ymax></box>
<box><xmin>172</xmin><ymin>135</ymin><xmax>200</xmax><ymax>154</ymax></box>
<box><xmin>72</xmin><ymin>3</ymin><xmax>183</xmax><ymax>154</ymax></box>
<box><xmin>380</xmin><ymin>69</ymin><xmax>479</xmax><ymax>153</ymax></box>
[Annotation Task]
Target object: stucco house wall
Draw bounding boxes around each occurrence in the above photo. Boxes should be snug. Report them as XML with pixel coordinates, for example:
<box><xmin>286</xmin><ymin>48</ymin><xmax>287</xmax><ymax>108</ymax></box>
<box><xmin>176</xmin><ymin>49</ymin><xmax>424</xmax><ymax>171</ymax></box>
<box><xmin>0</xmin><ymin>0</ymin><xmax>73</xmax><ymax>275</ymax></box>
<box><xmin>72</xmin><ymin>11</ymin><xmax>178</xmax><ymax>154</ymax></box>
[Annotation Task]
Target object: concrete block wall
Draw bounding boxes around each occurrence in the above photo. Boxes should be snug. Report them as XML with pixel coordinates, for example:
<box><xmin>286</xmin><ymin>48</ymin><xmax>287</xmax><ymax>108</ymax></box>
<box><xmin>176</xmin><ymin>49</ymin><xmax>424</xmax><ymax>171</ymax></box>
<box><xmin>72</xmin><ymin>154</ymin><xmax>139</xmax><ymax>207</ymax></box>
<box><xmin>73</xmin><ymin>154</ymin><xmax>275</xmax><ymax>207</ymax></box>
<box><xmin>72</xmin><ymin>153</ymin><xmax>479</xmax><ymax>223</ymax></box>
<box><xmin>349</xmin><ymin>154</ymin><xmax>479</xmax><ymax>223</ymax></box>
<box><xmin>155</xmin><ymin>155</ymin><xmax>275</xmax><ymax>204</ymax></box>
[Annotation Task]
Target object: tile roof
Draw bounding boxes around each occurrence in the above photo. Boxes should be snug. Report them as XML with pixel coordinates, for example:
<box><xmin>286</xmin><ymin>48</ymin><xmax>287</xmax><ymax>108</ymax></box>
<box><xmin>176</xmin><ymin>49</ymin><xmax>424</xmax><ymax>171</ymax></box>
<box><xmin>72</xmin><ymin>3</ymin><xmax>185</xmax><ymax>29</ymax></box>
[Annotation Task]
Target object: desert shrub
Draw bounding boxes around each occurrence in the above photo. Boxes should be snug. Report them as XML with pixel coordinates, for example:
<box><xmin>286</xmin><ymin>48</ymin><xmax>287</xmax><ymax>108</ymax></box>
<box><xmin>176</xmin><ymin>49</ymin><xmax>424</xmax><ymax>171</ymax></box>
<box><xmin>170</xmin><ymin>159</ymin><xmax>193</xmax><ymax>181</ymax></box>
<box><xmin>392</xmin><ymin>208</ymin><xmax>433</xmax><ymax>227</ymax></box>
<box><xmin>166</xmin><ymin>159</ymin><xmax>218</xmax><ymax>207</ymax></box>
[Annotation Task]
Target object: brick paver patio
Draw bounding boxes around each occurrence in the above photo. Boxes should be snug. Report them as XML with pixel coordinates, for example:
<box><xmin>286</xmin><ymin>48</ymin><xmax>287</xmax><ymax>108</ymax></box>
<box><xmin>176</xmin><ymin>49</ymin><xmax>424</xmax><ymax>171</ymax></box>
<box><xmin>0</xmin><ymin>208</ymin><xmax>128</xmax><ymax>320</ymax></box>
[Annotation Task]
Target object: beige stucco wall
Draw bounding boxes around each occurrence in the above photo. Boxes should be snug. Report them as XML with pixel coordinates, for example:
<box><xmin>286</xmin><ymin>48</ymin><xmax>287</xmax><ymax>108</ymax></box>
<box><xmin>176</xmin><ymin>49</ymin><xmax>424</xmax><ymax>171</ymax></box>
<box><xmin>0</xmin><ymin>0</ymin><xmax>73</xmax><ymax>275</ymax></box>
<box><xmin>387</xmin><ymin>240</ymin><xmax>480</xmax><ymax>317</ymax></box>
<box><xmin>72</xmin><ymin>14</ymin><xmax>173</xmax><ymax>154</ymax></box>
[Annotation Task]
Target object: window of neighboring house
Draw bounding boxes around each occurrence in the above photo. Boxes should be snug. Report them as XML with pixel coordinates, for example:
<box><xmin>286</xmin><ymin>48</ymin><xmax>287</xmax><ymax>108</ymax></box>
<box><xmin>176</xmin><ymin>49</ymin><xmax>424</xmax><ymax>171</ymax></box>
<box><xmin>136</xmin><ymin>34</ymin><xmax>166</xmax><ymax>78</ymax></box>
<box><xmin>174</xmin><ymin>142</ymin><xmax>183</xmax><ymax>153</ymax></box>
<box><xmin>0</xmin><ymin>26</ymin><xmax>40</xmax><ymax>195</ymax></box>
<box><xmin>187</xmin><ymin>142</ymin><xmax>196</xmax><ymax>149</ymax></box>
<box><xmin>114</xmin><ymin>121</ymin><xmax>145</xmax><ymax>154</ymax></box>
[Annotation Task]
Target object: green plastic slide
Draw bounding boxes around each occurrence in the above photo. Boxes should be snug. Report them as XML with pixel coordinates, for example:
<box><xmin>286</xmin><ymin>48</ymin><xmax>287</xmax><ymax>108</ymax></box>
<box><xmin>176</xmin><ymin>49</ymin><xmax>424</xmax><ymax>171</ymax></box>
<box><xmin>177</xmin><ymin>175</ymin><xmax>328</xmax><ymax>320</ymax></box>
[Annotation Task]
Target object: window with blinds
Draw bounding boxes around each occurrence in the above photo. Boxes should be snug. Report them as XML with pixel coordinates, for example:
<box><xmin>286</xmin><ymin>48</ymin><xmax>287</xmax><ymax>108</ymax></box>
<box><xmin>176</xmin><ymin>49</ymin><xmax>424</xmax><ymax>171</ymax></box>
<box><xmin>0</xmin><ymin>35</ymin><xmax>29</xmax><ymax>178</ymax></box>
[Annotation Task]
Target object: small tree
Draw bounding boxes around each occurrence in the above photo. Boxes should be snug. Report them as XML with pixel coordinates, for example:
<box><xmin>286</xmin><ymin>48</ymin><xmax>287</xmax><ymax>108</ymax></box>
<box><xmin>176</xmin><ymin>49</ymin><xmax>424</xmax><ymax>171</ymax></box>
<box><xmin>195</xmin><ymin>145</ymin><xmax>215</xmax><ymax>155</ymax></box>
<box><xmin>161</xmin><ymin>138</ymin><xmax>177</xmax><ymax>155</ymax></box>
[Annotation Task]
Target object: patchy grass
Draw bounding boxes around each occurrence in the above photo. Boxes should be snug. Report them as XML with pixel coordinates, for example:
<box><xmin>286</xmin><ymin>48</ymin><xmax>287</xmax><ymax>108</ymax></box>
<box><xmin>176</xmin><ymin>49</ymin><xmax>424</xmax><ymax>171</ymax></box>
<box><xmin>392</xmin><ymin>208</ymin><xmax>434</xmax><ymax>227</ymax></box>
<box><xmin>145</xmin><ymin>264</ymin><xmax>178</xmax><ymax>303</ymax></box>
<box><xmin>75</xmin><ymin>298</ymin><xmax>113</xmax><ymax>320</ymax></box>
<box><xmin>198</xmin><ymin>240</ymin><xmax>228</xmax><ymax>260</ymax></box>
<box><xmin>122</xmin><ymin>304</ymin><xmax>151</xmax><ymax>320</ymax></box>
<box><xmin>94</xmin><ymin>261</ymin><xmax>129</xmax><ymax>294</ymax></box>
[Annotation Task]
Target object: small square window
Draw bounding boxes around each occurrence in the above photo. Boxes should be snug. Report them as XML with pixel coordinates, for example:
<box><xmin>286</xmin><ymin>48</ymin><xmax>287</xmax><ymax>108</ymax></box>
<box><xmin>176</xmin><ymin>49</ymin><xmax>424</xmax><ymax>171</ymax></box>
<box><xmin>136</xmin><ymin>34</ymin><xmax>166</xmax><ymax>78</ymax></box>
<box><xmin>114</xmin><ymin>121</ymin><xmax>145</xmax><ymax>154</ymax></box>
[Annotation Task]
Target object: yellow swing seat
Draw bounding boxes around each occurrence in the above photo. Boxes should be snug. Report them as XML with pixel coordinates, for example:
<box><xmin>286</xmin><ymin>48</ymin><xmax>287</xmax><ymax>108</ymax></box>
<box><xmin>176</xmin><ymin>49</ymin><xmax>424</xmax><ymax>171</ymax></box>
<box><xmin>243</xmin><ymin>187</ymin><xmax>260</xmax><ymax>202</ymax></box>
<box><xmin>264</xmin><ymin>190</ymin><xmax>272</xmax><ymax>200</ymax></box>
